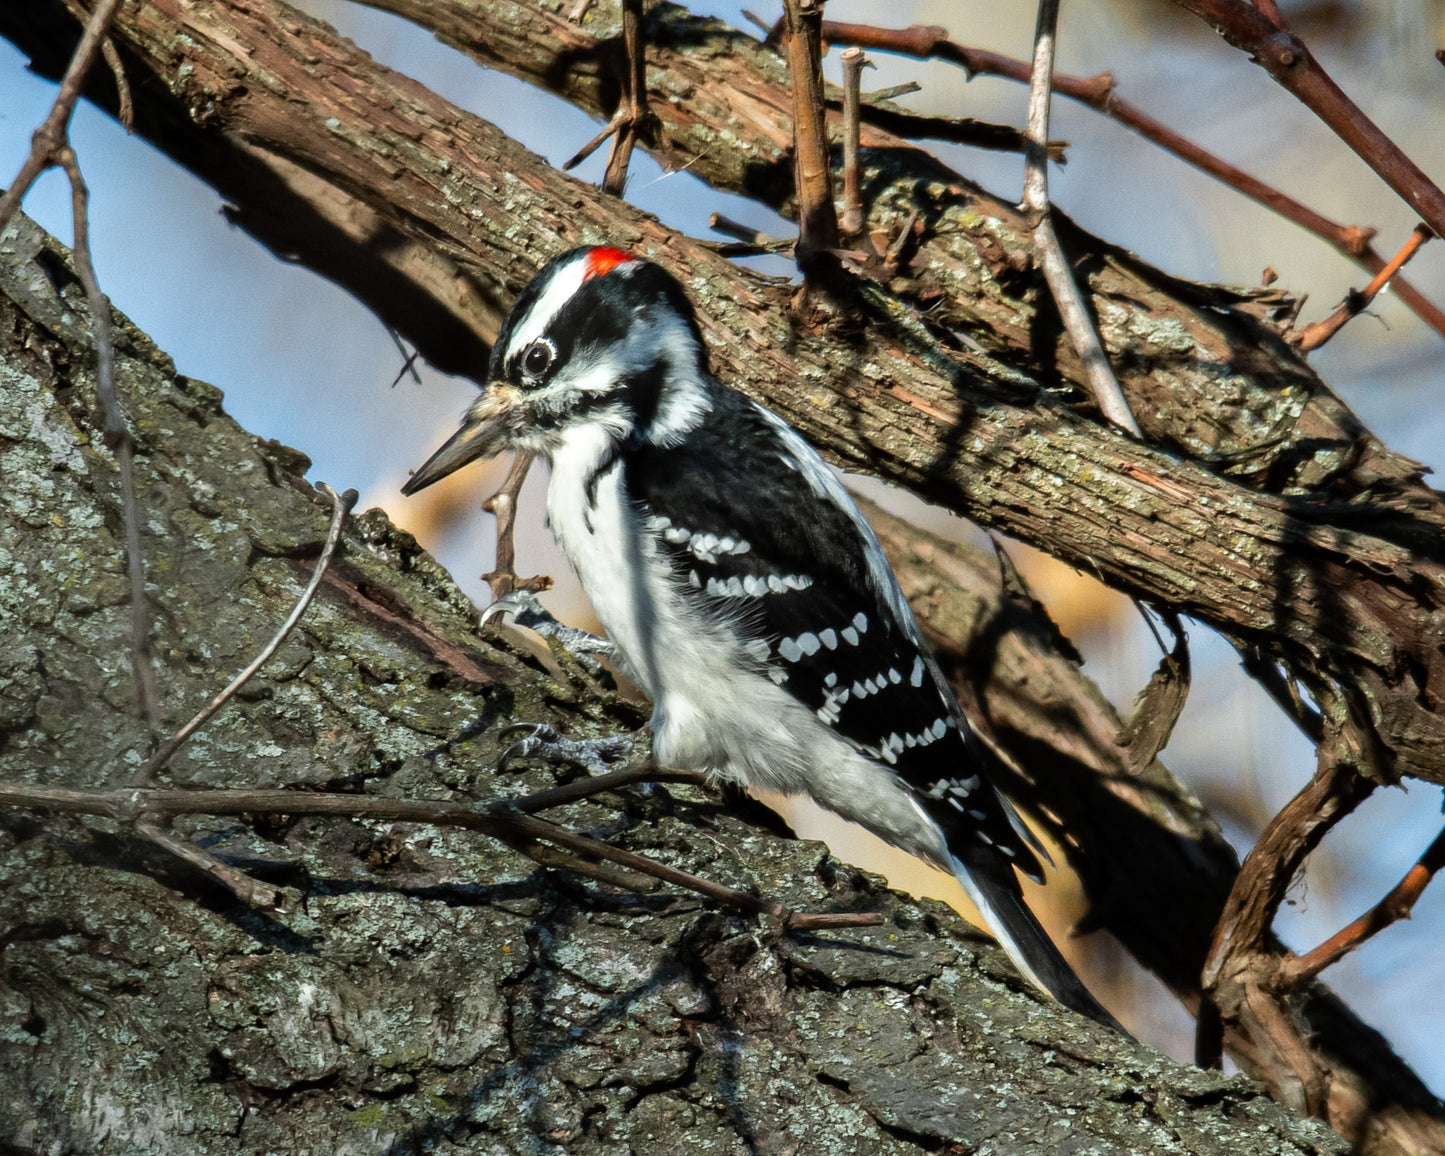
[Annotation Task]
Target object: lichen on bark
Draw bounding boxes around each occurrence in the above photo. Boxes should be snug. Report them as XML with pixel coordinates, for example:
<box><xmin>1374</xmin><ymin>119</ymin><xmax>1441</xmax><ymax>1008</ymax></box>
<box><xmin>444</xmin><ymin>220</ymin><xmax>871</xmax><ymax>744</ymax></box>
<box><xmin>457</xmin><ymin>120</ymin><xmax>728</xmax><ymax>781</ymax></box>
<box><xmin>0</xmin><ymin>211</ymin><xmax>1349</xmax><ymax>1154</ymax></box>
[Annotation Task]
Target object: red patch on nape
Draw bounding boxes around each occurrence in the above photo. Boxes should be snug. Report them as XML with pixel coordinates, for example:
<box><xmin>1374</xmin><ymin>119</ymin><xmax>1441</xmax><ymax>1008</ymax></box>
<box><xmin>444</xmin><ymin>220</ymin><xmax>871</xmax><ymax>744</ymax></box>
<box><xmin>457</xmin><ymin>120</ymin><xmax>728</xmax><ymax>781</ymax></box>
<box><xmin>583</xmin><ymin>246</ymin><xmax>636</xmax><ymax>280</ymax></box>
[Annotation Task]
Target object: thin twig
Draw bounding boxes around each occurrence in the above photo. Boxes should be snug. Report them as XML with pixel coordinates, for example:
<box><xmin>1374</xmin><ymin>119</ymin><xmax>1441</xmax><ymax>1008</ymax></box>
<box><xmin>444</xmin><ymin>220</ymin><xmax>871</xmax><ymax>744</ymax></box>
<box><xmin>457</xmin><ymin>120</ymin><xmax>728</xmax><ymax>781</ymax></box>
<box><xmin>563</xmin><ymin>109</ymin><xmax>627</xmax><ymax>172</ymax></box>
<box><xmin>1293</xmin><ymin>224</ymin><xmax>1433</xmax><ymax>351</ymax></box>
<box><xmin>1281</xmin><ymin>823</ymin><xmax>1445</xmax><ymax>986</ymax></box>
<box><xmin>0</xmin><ymin>0</ymin><xmax>125</xmax><ymax>229</ymax></box>
<box><xmin>388</xmin><ymin>329</ymin><xmax>424</xmax><ymax>386</ymax></box>
<box><xmin>136</xmin><ymin>818</ymin><xmax>289</xmax><ymax>910</ymax></box>
<box><xmin>839</xmin><ymin>47</ymin><xmax>869</xmax><ymax>235</ymax></box>
<box><xmin>135</xmin><ymin>484</ymin><xmax>358</xmax><ymax>783</ymax></box>
<box><xmin>0</xmin><ymin>779</ymin><xmax>883</xmax><ymax>930</ymax></box>
<box><xmin>61</xmin><ymin>146</ymin><xmax>163</xmax><ymax>730</ymax></box>
<box><xmin>503</xmin><ymin>760</ymin><xmax>706</xmax><ymax>814</ymax></box>
<box><xmin>59</xmin><ymin>0</ymin><xmax>132</xmax><ymax>129</ymax></box>
<box><xmin>782</xmin><ymin>0</ymin><xmax>839</xmax><ymax>262</ymax></box>
<box><xmin>602</xmin><ymin>0</ymin><xmax>649</xmax><ymax>196</ymax></box>
<box><xmin>1021</xmin><ymin>0</ymin><xmax>1141</xmax><ymax>437</ymax></box>
<box><xmin>0</xmin><ymin>0</ymin><xmax>154</xmax><ymax>726</ymax></box>
<box><xmin>707</xmin><ymin>213</ymin><xmax>791</xmax><ymax>253</ymax></box>
<box><xmin>568</xmin><ymin>0</ymin><xmax>594</xmax><ymax>21</ymax></box>
<box><xmin>829</xmin><ymin>99</ymin><xmax>1066</xmax><ymax>159</ymax></box>
<box><xmin>481</xmin><ymin>454</ymin><xmax>551</xmax><ymax>599</ymax></box>
<box><xmin>818</xmin><ymin>20</ymin><xmax>1445</xmax><ymax>340</ymax></box>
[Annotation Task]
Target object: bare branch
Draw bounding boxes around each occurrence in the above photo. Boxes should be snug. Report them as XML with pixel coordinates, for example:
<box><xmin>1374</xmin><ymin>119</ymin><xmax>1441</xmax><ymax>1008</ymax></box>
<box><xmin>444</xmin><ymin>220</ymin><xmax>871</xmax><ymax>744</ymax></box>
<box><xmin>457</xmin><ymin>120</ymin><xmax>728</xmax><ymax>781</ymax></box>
<box><xmin>1282</xmin><ymin>823</ymin><xmax>1445</xmax><ymax>986</ymax></box>
<box><xmin>782</xmin><ymin>0</ymin><xmax>839</xmax><ymax>261</ymax></box>
<box><xmin>819</xmin><ymin>20</ymin><xmax>1445</xmax><ymax>340</ymax></box>
<box><xmin>1169</xmin><ymin>0</ymin><xmax>1445</xmax><ymax>244</ymax></box>
<box><xmin>1021</xmin><ymin>0</ymin><xmax>1141</xmax><ymax>437</ymax></box>
<box><xmin>0</xmin><ymin>778</ymin><xmax>884</xmax><ymax>930</ymax></box>
<box><xmin>0</xmin><ymin>0</ymin><xmax>124</xmax><ymax>228</ymax></box>
<box><xmin>1294</xmin><ymin>224</ymin><xmax>1434</xmax><ymax>352</ymax></box>
<box><xmin>602</xmin><ymin>0</ymin><xmax>649</xmax><ymax>196</ymax></box>
<box><xmin>839</xmin><ymin>47</ymin><xmax>868</xmax><ymax>235</ymax></box>
<box><xmin>481</xmin><ymin>454</ymin><xmax>551</xmax><ymax>599</ymax></box>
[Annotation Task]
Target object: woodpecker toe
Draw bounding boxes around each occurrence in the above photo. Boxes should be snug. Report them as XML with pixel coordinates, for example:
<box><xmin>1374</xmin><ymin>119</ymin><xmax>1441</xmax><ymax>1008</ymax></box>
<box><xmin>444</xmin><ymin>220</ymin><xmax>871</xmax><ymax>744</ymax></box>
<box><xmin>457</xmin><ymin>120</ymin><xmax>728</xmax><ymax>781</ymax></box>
<box><xmin>497</xmin><ymin>722</ymin><xmax>641</xmax><ymax>776</ymax></box>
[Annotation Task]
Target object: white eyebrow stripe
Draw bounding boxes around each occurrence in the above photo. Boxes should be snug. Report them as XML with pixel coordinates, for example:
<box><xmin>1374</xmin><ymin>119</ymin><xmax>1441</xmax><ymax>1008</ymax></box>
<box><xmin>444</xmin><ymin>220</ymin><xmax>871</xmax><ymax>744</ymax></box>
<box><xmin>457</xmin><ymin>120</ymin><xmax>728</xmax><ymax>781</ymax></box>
<box><xmin>504</xmin><ymin>253</ymin><xmax>592</xmax><ymax>361</ymax></box>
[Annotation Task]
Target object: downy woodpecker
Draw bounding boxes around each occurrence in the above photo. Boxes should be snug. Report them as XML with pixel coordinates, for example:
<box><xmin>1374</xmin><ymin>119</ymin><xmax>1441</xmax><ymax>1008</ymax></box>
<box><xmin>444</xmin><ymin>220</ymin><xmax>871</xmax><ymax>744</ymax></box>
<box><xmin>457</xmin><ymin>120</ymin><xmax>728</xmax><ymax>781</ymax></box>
<box><xmin>403</xmin><ymin>246</ymin><xmax>1117</xmax><ymax>1028</ymax></box>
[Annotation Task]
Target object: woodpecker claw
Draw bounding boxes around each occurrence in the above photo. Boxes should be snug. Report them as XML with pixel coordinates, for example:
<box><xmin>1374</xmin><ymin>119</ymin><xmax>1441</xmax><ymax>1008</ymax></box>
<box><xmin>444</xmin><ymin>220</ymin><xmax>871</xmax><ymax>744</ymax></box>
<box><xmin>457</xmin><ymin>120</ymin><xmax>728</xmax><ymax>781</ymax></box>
<box><xmin>498</xmin><ymin>722</ymin><xmax>643</xmax><ymax>776</ymax></box>
<box><xmin>483</xmin><ymin>591</ymin><xmax>616</xmax><ymax>672</ymax></box>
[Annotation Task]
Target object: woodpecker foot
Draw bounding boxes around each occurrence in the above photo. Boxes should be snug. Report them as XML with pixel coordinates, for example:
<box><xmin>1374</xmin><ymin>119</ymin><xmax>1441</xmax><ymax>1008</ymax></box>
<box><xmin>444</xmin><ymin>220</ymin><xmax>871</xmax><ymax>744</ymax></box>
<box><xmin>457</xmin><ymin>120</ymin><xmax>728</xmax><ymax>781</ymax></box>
<box><xmin>483</xmin><ymin>590</ymin><xmax>615</xmax><ymax>672</ymax></box>
<box><xmin>498</xmin><ymin>722</ymin><xmax>645</xmax><ymax>776</ymax></box>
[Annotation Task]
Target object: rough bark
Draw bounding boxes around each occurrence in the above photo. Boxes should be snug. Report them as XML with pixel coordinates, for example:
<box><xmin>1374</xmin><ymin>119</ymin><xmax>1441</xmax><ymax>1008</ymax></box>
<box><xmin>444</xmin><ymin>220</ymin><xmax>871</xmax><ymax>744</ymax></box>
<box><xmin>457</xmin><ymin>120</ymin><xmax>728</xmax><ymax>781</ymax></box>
<box><xmin>3</xmin><ymin>0</ymin><xmax>1441</xmax><ymax>802</ymax></box>
<box><xmin>3</xmin><ymin>0</ymin><xmax>1445</xmax><ymax>1149</ymax></box>
<box><xmin>0</xmin><ymin>208</ymin><xmax>1353</xmax><ymax>1155</ymax></box>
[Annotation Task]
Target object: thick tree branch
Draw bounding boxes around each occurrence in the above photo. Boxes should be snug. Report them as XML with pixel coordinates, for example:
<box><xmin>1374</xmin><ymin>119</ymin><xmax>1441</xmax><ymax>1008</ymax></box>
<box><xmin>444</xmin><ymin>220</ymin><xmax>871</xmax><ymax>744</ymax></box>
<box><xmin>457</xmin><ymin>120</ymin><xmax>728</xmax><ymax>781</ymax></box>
<box><xmin>4</xmin><ymin>4</ymin><xmax>1445</xmax><ymax>1149</ymax></box>
<box><xmin>10</xmin><ymin>0</ymin><xmax>1438</xmax><ymax>793</ymax></box>
<box><xmin>0</xmin><ymin>207</ymin><xmax>1354</xmax><ymax>1156</ymax></box>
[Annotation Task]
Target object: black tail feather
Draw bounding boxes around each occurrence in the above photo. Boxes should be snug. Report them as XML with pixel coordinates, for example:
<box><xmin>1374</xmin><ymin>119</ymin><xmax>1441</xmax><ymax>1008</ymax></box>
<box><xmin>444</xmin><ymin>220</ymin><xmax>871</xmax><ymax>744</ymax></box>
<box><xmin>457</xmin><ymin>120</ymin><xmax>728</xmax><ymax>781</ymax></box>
<box><xmin>952</xmin><ymin>844</ymin><xmax>1127</xmax><ymax>1034</ymax></box>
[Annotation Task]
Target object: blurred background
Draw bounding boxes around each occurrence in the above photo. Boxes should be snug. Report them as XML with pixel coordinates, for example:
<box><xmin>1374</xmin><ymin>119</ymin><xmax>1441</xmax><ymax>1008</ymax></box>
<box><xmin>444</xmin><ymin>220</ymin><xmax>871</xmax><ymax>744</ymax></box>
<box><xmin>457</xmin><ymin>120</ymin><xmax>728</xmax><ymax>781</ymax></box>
<box><xmin>3</xmin><ymin>0</ymin><xmax>1443</xmax><ymax>1084</ymax></box>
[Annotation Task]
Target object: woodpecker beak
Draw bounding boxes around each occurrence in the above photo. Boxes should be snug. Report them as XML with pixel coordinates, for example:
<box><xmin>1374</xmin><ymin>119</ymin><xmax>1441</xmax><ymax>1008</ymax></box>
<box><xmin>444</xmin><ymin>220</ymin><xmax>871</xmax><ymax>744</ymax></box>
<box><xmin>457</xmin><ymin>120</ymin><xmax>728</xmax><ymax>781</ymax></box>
<box><xmin>401</xmin><ymin>384</ymin><xmax>521</xmax><ymax>495</ymax></box>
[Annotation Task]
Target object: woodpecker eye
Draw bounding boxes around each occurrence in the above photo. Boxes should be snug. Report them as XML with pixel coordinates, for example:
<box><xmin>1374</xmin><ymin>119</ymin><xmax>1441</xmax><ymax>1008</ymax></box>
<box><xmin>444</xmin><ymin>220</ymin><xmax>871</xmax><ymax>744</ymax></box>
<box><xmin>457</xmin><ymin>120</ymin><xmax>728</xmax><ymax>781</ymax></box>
<box><xmin>521</xmin><ymin>339</ymin><xmax>555</xmax><ymax>379</ymax></box>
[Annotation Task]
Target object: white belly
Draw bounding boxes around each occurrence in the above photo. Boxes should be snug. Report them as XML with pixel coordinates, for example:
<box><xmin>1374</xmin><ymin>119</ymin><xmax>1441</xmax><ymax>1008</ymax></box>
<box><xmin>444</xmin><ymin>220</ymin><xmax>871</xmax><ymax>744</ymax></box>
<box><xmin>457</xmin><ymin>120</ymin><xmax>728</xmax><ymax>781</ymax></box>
<box><xmin>544</xmin><ymin>426</ymin><xmax>948</xmax><ymax>866</ymax></box>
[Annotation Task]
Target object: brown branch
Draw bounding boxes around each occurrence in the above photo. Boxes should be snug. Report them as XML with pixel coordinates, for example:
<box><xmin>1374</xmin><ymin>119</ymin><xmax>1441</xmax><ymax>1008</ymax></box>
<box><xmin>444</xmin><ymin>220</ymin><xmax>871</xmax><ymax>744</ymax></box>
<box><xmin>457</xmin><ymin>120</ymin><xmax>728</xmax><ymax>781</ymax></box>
<box><xmin>782</xmin><ymin>0</ymin><xmax>838</xmax><ymax>261</ymax></box>
<box><xmin>561</xmin><ymin>107</ymin><xmax>627</xmax><ymax>172</ymax></box>
<box><xmin>0</xmin><ymin>0</ymin><xmax>122</xmax><ymax>228</ymax></box>
<box><xmin>819</xmin><ymin>20</ymin><xmax>1445</xmax><ymax>340</ymax></box>
<box><xmin>1294</xmin><ymin>224</ymin><xmax>1434</xmax><ymax>352</ymax></box>
<box><xmin>1199</xmin><ymin>745</ymin><xmax>1376</xmax><ymax>1089</ymax></box>
<box><xmin>1282</xmin><ymin>823</ymin><xmax>1445</xmax><ymax>986</ymax></box>
<box><xmin>839</xmin><ymin>47</ymin><xmax>867</xmax><ymax>236</ymax></box>
<box><xmin>601</xmin><ymin>0</ymin><xmax>648</xmax><ymax>196</ymax></box>
<box><xmin>1169</xmin><ymin>1</ymin><xmax>1445</xmax><ymax>245</ymax></box>
<box><xmin>835</xmin><ymin>99</ymin><xmax>1065</xmax><ymax>158</ymax></box>
<box><xmin>707</xmin><ymin>212</ymin><xmax>791</xmax><ymax>254</ymax></box>
<box><xmin>135</xmin><ymin>817</ymin><xmax>290</xmax><ymax>911</ymax></box>
<box><xmin>57</xmin><ymin>0</ymin><xmax>129</xmax><ymax>129</ymax></box>
<box><xmin>1020</xmin><ymin>0</ymin><xmax>1140</xmax><ymax>437</ymax></box>
<box><xmin>481</xmin><ymin>454</ymin><xmax>550</xmax><ymax>599</ymax></box>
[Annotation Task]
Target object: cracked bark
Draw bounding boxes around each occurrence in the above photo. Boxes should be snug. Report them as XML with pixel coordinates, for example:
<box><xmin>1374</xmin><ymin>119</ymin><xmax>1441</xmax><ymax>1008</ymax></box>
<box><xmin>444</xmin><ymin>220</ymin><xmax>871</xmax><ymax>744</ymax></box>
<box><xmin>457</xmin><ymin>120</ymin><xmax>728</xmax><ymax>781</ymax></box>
<box><xmin>0</xmin><ymin>207</ymin><xmax>1348</xmax><ymax>1154</ymax></box>
<box><xmin>1</xmin><ymin>0</ymin><xmax>1444</xmax><ymax>1151</ymax></box>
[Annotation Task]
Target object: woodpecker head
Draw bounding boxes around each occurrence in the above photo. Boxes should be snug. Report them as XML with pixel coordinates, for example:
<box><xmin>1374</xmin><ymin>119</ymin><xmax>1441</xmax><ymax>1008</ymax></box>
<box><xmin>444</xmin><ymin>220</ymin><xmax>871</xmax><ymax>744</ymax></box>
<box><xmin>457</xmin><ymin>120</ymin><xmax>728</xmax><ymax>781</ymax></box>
<box><xmin>402</xmin><ymin>246</ymin><xmax>709</xmax><ymax>495</ymax></box>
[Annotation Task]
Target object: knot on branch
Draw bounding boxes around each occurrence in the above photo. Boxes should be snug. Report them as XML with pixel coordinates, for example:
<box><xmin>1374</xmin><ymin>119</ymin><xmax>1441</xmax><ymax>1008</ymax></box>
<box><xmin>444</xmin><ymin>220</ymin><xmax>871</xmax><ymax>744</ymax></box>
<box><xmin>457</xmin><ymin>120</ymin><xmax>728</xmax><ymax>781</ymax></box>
<box><xmin>1258</xmin><ymin>31</ymin><xmax>1307</xmax><ymax>72</ymax></box>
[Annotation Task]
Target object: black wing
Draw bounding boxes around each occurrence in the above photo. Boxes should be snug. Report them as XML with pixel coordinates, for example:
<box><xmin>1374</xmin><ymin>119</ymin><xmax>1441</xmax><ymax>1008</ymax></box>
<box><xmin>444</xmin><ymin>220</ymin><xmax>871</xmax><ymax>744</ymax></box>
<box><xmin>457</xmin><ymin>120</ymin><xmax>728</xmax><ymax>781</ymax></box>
<box><xmin>623</xmin><ymin>386</ymin><xmax>1041</xmax><ymax>878</ymax></box>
